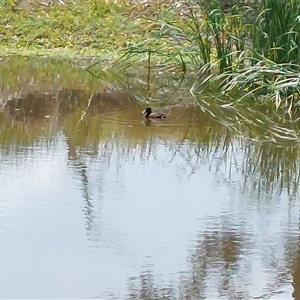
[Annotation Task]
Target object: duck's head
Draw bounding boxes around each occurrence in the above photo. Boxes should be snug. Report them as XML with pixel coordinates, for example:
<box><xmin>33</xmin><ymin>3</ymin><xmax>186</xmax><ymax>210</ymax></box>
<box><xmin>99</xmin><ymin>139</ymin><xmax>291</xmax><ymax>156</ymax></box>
<box><xmin>142</xmin><ymin>107</ymin><xmax>152</xmax><ymax>117</ymax></box>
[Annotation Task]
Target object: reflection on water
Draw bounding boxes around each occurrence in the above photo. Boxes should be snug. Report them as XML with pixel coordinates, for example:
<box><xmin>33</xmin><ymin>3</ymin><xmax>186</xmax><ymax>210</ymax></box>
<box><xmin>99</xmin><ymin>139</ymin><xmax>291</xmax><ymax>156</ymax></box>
<box><xmin>0</xmin><ymin>58</ymin><xmax>300</xmax><ymax>299</ymax></box>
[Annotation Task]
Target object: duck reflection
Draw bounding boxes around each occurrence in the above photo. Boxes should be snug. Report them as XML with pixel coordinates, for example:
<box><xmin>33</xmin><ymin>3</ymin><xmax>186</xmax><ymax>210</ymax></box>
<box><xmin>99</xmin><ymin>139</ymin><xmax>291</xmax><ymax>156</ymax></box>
<box><xmin>143</xmin><ymin>119</ymin><xmax>151</xmax><ymax>127</ymax></box>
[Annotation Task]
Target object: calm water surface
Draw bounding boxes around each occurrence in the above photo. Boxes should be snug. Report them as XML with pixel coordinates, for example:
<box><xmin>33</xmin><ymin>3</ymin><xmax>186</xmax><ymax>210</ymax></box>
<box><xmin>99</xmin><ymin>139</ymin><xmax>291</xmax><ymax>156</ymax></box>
<box><xmin>0</xmin><ymin>57</ymin><xmax>300</xmax><ymax>299</ymax></box>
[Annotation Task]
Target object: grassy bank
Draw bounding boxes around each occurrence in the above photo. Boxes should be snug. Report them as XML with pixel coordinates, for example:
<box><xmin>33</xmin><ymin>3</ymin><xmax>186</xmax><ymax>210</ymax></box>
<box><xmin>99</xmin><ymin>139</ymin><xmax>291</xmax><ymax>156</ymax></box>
<box><xmin>1</xmin><ymin>0</ymin><xmax>300</xmax><ymax>110</ymax></box>
<box><xmin>0</xmin><ymin>0</ymin><xmax>157</xmax><ymax>59</ymax></box>
<box><xmin>106</xmin><ymin>0</ymin><xmax>300</xmax><ymax>110</ymax></box>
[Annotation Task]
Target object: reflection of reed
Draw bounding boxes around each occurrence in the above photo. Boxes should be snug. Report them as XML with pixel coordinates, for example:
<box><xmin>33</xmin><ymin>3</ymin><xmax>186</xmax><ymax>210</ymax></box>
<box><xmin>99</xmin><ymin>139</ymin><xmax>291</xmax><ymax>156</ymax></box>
<box><xmin>127</xmin><ymin>267</ymin><xmax>176</xmax><ymax>300</ymax></box>
<box><xmin>124</xmin><ymin>224</ymin><xmax>249</xmax><ymax>300</ymax></box>
<box><xmin>2</xmin><ymin>102</ymin><xmax>300</xmax><ymax>197</ymax></box>
<box><xmin>2</xmin><ymin>87</ymin><xmax>300</xmax><ymax>195</ymax></box>
<box><xmin>292</xmin><ymin>215</ymin><xmax>300</xmax><ymax>299</ymax></box>
<box><xmin>243</xmin><ymin>143</ymin><xmax>300</xmax><ymax>197</ymax></box>
<box><xmin>186</xmin><ymin>228</ymin><xmax>248</xmax><ymax>300</ymax></box>
<box><xmin>124</xmin><ymin>216</ymin><xmax>297</xmax><ymax>300</ymax></box>
<box><xmin>1</xmin><ymin>106</ymin><xmax>300</xmax><ymax>299</ymax></box>
<box><xmin>67</xmin><ymin>159</ymin><xmax>96</xmax><ymax>232</ymax></box>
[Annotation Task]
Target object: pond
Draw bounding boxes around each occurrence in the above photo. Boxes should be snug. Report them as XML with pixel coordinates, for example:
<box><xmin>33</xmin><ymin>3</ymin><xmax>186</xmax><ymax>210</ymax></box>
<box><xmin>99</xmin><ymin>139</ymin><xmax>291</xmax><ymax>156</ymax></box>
<box><xmin>0</xmin><ymin>56</ymin><xmax>299</xmax><ymax>299</ymax></box>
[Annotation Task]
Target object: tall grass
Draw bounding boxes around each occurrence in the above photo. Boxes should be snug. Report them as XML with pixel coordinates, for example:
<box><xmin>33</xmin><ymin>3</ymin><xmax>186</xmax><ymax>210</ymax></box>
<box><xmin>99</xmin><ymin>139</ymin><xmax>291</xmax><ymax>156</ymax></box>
<box><xmin>108</xmin><ymin>0</ymin><xmax>251</xmax><ymax>75</ymax></box>
<box><xmin>253</xmin><ymin>0</ymin><xmax>300</xmax><ymax>64</ymax></box>
<box><xmin>109</xmin><ymin>0</ymin><xmax>300</xmax><ymax>108</ymax></box>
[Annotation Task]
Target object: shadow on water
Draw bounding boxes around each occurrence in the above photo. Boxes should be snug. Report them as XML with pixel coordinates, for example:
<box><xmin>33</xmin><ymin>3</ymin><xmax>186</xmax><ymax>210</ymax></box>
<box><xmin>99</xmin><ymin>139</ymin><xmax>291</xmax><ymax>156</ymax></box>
<box><xmin>1</xmin><ymin>57</ymin><xmax>300</xmax><ymax>299</ymax></box>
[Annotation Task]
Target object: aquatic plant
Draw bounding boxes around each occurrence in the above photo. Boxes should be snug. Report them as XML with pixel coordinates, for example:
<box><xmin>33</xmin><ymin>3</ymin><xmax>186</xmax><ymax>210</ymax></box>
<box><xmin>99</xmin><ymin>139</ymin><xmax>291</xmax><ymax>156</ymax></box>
<box><xmin>1</xmin><ymin>0</ymin><xmax>300</xmax><ymax>109</ymax></box>
<box><xmin>109</xmin><ymin>0</ymin><xmax>300</xmax><ymax>109</ymax></box>
<box><xmin>193</xmin><ymin>59</ymin><xmax>300</xmax><ymax>113</ymax></box>
<box><xmin>253</xmin><ymin>0</ymin><xmax>300</xmax><ymax>64</ymax></box>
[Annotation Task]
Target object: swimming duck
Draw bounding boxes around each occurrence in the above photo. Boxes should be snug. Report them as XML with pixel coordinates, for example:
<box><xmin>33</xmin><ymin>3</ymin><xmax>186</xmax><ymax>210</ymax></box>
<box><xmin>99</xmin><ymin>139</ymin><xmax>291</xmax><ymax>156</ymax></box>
<box><xmin>142</xmin><ymin>107</ymin><xmax>166</xmax><ymax>119</ymax></box>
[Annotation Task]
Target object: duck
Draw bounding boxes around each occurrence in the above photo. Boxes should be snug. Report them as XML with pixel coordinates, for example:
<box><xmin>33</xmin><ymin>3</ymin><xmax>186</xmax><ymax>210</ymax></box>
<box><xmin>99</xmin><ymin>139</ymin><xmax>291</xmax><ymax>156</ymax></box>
<box><xmin>142</xmin><ymin>107</ymin><xmax>166</xmax><ymax>119</ymax></box>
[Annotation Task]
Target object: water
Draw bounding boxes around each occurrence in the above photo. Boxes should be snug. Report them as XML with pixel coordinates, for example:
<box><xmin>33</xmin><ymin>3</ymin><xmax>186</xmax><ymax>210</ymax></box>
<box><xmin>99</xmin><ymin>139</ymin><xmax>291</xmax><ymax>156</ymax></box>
<box><xmin>0</xmin><ymin>57</ymin><xmax>299</xmax><ymax>299</ymax></box>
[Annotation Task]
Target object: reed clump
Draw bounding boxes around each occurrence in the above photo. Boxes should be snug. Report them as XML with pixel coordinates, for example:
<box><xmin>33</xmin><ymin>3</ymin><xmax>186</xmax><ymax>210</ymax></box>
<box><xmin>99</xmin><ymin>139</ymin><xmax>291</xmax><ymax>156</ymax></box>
<box><xmin>113</xmin><ymin>0</ymin><xmax>300</xmax><ymax>110</ymax></box>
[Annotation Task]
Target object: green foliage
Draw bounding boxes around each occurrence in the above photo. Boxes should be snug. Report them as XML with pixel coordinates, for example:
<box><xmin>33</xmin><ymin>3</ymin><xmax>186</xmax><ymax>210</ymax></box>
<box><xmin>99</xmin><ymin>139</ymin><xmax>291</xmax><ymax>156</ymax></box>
<box><xmin>1</xmin><ymin>0</ymin><xmax>300</xmax><ymax>109</ymax></box>
<box><xmin>253</xmin><ymin>0</ymin><xmax>300</xmax><ymax>64</ymax></box>
<box><xmin>112</xmin><ymin>0</ymin><xmax>252</xmax><ymax>74</ymax></box>
<box><xmin>0</xmin><ymin>0</ymin><xmax>139</xmax><ymax>55</ymax></box>
<box><xmin>193</xmin><ymin>60</ymin><xmax>300</xmax><ymax>112</ymax></box>
<box><xmin>100</xmin><ymin>0</ymin><xmax>300</xmax><ymax>109</ymax></box>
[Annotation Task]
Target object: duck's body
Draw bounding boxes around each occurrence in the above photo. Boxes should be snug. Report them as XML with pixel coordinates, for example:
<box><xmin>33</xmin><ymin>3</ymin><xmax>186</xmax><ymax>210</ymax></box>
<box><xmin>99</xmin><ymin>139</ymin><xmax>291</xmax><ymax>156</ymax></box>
<box><xmin>142</xmin><ymin>107</ymin><xmax>166</xmax><ymax>119</ymax></box>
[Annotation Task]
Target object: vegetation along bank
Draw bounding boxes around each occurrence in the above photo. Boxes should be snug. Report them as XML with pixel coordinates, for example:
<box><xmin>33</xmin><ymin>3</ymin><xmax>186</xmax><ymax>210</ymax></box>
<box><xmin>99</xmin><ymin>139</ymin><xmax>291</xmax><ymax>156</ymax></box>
<box><xmin>1</xmin><ymin>0</ymin><xmax>300</xmax><ymax>110</ymax></box>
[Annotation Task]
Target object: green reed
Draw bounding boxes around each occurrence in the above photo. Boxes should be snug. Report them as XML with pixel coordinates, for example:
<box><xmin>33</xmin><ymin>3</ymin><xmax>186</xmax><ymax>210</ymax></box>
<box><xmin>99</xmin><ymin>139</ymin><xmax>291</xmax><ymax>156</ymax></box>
<box><xmin>188</xmin><ymin>0</ymin><xmax>300</xmax><ymax>109</ymax></box>
<box><xmin>107</xmin><ymin>0</ymin><xmax>300</xmax><ymax>108</ymax></box>
<box><xmin>2</xmin><ymin>99</ymin><xmax>300</xmax><ymax>196</ymax></box>
<box><xmin>253</xmin><ymin>0</ymin><xmax>300</xmax><ymax>64</ymax></box>
<box><xmin>113</xmin><ymin>0</ymin><xmax>250</xmax><ymax>75</ymax></box>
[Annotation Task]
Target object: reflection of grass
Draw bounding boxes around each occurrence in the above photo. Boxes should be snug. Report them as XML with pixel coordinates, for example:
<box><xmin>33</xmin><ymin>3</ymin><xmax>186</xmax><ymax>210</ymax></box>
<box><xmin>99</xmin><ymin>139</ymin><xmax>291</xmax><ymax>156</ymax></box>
<box><xmin>0</xmin><ymin>57</ymin><xmax>187</xmax><ymax>108</ymax></box>
<box><xmin>243</xmin><ymin>143</ymin><xmax>300</xmax><ymax>197</ymax></box>
<box><xmin>196</xmin><ymin>94</ymin><xmax>300</xmax><ymax>142</ymax></box>
<box><xmin>0</xmin><ymin>114</ymin><xmax>52</xmax><ymax>148</ymax></box>
<box><xmin>1</xmin><ymin>104</ymin><xmax>300</xmax><ymax>196</ymax></box>
<box><xmin>0</xmin><ymin>56</ymin><xmax>106</xmax><ymax>92</ymax></box>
